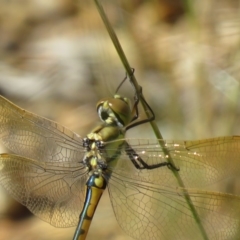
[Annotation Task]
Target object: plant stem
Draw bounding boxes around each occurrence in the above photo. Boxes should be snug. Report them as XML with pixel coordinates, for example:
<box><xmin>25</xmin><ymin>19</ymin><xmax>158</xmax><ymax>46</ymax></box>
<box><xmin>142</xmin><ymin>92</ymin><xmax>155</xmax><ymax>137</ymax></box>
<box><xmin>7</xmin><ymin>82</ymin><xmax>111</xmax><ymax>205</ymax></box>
<box><xmin>93</xmin><ymin>1</ymin><xmax>209</xmax><ymax>239</ymax></box>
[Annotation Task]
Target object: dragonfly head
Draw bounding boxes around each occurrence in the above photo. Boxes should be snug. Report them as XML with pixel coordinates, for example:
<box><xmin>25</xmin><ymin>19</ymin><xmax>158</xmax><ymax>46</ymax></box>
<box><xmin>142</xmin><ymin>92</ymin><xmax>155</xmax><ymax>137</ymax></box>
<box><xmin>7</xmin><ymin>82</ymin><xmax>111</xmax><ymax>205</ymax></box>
<box><xmin>96</xmin><ymin>94</ymin><xmax>132</xmax><ymax>127</ymax></box>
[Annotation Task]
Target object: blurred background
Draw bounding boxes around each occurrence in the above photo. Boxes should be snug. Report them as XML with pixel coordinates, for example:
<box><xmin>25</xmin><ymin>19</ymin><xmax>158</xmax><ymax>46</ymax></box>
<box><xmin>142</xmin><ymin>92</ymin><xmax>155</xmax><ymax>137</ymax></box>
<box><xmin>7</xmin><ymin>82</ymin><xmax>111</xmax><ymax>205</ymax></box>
<box><xmin>0</xmin><ymin>0</ymin><xmax>240</xmax><ymax>239</ymax></box>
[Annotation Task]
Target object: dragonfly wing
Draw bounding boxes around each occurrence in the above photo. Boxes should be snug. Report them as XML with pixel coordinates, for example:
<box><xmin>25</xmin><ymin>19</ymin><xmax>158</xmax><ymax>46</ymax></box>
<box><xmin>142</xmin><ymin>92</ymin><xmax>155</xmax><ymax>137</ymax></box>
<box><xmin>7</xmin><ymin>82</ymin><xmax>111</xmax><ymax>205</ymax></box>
<box><xmin>110</xmin><ymin>137</ymin><xmax>240</xmax><ymax>189</ymax></box>
<box><xmin>108</xmin><ymin>175</ymin><xmax>240</xmax><ymax>240</ymax></box>
<box><xmin>0</xmin><ymin>153</ymin><xmax>88</xmax><ymax>227</ymax></box>
<box><xmin>0</xmin><ymin>95</ymin><xmax>84</xmax><ymax>163</ymax></box>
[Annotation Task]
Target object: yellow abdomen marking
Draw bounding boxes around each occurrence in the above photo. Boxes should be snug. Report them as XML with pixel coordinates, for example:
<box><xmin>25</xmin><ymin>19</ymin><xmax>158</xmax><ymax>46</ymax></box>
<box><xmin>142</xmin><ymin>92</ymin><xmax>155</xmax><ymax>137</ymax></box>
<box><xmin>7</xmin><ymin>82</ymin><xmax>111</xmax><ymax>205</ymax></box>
<box><xmin>73</xmin><ymin>173</ymin><xmax>107</xmax><ymax>240</ymax></box>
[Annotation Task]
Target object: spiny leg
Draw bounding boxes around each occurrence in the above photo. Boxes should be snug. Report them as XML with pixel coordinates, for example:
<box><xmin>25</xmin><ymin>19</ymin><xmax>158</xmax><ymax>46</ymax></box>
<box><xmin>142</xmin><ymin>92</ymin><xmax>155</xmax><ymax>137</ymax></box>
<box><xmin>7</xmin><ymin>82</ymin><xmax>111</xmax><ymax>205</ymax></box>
<box><xmin>125</xmin><ymin>142</ymin><xmax>179</xmax><ymax>171</ymax></box>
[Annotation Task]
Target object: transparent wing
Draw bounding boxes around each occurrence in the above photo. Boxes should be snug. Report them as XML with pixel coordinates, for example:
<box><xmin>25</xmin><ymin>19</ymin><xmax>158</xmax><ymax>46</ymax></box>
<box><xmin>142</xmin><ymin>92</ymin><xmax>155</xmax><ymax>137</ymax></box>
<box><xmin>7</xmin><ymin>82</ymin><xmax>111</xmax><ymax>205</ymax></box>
<box><xmin>107</xmin><ymin>136</ymin><xmax>240</xmax><ymax>239</ymax></box>
<box><xmin>0</xmin><ymin>153</ymin><xmax>88</xmax><ymax>227</ymax></box>
<box><xmin>107</xmin><ymin>136</ymin><xmax>240</xmax><ymax>189</ymax></box>
<box><xmin>108</xmin><ymin>176</ymin><xmax>240</xmax><ymax>240</ymax></box>
<box><xmin>0</xmin><ymin>95</ymin><xmax>84</xmax><ymax>163</ymax></box>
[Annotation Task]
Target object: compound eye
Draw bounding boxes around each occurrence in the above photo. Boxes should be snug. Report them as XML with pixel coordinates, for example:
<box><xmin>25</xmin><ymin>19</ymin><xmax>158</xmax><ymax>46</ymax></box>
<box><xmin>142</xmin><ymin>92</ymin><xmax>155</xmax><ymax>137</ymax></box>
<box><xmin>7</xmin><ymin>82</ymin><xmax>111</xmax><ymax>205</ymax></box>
<box><xmin>96</xmin><ymin>98</ymin><xmax>108</xmax><ymax>120</ymax></box>
<box><xmin>109</xmin><ymin>98</ymin><xmax>131</xmax><ymax>125</ymax></box>
<box><xmin>96</xmin><ymin>98</ymin><xmax>105</xmax><ymax>107</ymax></box>
<box><xmin>96</xmin><ymin>96</ymin><xmax>132</xmax><ymax>126</ymax></box>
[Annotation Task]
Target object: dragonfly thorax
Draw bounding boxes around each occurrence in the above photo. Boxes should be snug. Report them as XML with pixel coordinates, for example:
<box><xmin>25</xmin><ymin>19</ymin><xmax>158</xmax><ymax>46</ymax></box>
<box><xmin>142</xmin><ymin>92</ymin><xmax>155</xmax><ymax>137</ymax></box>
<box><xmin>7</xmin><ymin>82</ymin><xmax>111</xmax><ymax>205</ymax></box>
<box><xmin>83</xmin><ymin>119</ymin><xmax>125</xmax><ymax>173</ymax></box>
<box><xmin>82</xmin><ymin>137</ymin><xmax>107</xmax><ymax>172</ymax></box>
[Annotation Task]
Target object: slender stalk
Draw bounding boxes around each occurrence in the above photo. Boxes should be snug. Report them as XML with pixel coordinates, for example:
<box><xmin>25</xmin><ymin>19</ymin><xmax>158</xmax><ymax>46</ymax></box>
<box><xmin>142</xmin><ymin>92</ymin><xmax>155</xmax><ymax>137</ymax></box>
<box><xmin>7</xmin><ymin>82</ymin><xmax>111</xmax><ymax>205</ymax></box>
<box><xmin>93</xmin><ymin>0</ymin><xmax>160</xmax><ymax>137</ymax></box>
<box><xmin>93</xmin><ymin>0</ymin><xmax>209</xmax><ymax>239</ymax></box>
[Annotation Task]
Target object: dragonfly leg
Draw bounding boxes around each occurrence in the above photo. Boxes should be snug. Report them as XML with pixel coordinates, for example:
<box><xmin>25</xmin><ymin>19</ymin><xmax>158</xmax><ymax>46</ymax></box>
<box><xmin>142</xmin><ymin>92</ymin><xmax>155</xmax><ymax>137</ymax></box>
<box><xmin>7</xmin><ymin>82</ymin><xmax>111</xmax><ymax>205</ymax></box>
<box><xmin>114</xmin><ymin>69</ymin><xmax>155</xmax><ymax>130</ymax></box>
<box><xmin>125</xmin><ymin>83</ymin><xmax>156</xmax><ymax>130</ymax></box>
<box><xmin>125</xmin><ymin>143</ymin><xmax>179</xmax><ymax>171</ymax></box>
<box><xmin>115</xmin><ymin>69</ymin><xmax>135</xmax><ymax>94</ymax></box>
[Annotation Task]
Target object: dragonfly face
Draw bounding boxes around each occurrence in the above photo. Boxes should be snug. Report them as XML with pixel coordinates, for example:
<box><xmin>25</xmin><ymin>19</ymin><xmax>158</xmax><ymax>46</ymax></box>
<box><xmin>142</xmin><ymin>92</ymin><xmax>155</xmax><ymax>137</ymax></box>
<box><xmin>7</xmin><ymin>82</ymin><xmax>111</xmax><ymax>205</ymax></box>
<box><xmin>1</xmin><ymin>83</ymin><xmax>240</xmax><ymax>240</ymax></box>
<box><xmin>96</xmin><ymin>94</ymin><xmax>132</xmax><ymax>128</ymax></box>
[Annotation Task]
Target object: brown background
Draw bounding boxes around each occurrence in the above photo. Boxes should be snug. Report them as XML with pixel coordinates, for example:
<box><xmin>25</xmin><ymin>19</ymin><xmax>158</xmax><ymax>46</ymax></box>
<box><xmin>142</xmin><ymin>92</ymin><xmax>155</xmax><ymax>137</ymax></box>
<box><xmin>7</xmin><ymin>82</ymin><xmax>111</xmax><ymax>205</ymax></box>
<box><xmin>0</xmin><ymin>0</ymin><xmax>240</xmax><ymax>239</ymax></box>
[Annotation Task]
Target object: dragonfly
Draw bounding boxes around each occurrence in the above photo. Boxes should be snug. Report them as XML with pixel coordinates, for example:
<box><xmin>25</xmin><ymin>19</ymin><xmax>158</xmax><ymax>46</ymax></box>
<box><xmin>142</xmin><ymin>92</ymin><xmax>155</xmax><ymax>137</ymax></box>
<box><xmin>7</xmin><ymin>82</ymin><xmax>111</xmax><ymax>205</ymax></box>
<box><xmin>0</xmin><ymin>75</ymin><xmax>240</xmax><ymax>240</ymax></box>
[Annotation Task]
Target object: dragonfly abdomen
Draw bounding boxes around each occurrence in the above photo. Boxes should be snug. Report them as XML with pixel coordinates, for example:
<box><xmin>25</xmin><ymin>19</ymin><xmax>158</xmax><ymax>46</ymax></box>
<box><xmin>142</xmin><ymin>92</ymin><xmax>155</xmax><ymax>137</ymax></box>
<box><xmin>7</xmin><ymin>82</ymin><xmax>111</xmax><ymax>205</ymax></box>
<box><xmin>73</xmin><ymin>172</ymin><xmax>107</xmax><ymax>240</ymax></box>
